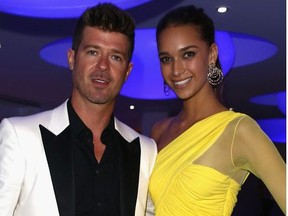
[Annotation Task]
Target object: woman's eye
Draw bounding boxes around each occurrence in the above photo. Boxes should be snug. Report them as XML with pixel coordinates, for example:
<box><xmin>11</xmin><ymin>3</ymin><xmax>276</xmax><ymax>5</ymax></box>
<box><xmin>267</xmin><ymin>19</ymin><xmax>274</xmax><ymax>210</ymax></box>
<box><xmin>184</xmin><ymin>51</ymin><xmax>195</xmax><ymax>58</ymax></box>
<box><xmin>159</xmin><ymin>56</ymin><xmax>171</xmax><ymax>63</ymax></box>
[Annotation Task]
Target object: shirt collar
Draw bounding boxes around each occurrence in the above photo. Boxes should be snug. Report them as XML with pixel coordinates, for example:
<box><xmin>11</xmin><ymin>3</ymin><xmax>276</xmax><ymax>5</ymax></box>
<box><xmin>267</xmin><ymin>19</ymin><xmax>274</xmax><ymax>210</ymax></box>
<box><xmin>67</xmin><ymin>98</ymin><xmax>116</xmax><ymax>138</ymax></box>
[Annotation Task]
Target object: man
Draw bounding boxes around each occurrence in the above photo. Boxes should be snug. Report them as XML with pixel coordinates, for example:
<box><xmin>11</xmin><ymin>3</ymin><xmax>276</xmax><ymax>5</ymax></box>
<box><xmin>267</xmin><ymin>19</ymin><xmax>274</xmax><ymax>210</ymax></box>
<box><xmin>0</xmin><ymin>3</ymin><xmax>157</xmax><ymax>216</ymax></box>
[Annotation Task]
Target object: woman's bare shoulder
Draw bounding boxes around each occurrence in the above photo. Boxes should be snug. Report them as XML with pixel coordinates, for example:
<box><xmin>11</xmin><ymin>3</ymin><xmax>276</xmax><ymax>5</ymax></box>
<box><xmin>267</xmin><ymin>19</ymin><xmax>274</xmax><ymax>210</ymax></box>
<box><xmin>150</xmin><ymin>117</ymin><xmax>174</xmax><ymax>143</ymax></box>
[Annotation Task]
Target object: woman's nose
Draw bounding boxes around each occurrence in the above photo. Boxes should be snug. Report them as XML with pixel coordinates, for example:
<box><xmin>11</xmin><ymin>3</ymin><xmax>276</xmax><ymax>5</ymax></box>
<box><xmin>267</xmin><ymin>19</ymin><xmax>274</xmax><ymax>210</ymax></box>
<box><xmin>172</xmin><ymin>59</ymin><xmax>184</xmax><ymax>76</ymax></box>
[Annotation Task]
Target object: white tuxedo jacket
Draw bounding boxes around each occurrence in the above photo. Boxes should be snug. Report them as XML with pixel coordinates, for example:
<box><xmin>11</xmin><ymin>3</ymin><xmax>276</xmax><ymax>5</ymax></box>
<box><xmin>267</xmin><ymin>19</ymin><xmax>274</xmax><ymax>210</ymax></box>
<box><xmin>0</xmin><ymin>100</ymin><xmax>157</xmax><ymax>216</ymax></box>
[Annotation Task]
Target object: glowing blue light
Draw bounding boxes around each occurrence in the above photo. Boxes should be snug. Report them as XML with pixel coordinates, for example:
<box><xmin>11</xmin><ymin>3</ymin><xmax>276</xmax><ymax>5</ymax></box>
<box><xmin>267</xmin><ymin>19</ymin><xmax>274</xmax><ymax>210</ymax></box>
<box><xmin>216</xmin><ymin>31</ymin><xmax>235</xmax><ymax>75</ymax></box>
<box><xmin>277</xmin><ymin>92</ymin><xmax>286</xmax><ymax>115</ymax></box>
<box><xmin>0</xmin><ymin>0</ymin><xmax>152</xmax><ymax>18</ymax></box>
<box><xmin>231</xmin><ymin>32</ymin><xmax>278</xmax><ymax>67</ymax></box>
<box><xmin>256</xmin><ymin>119</ymin><xmax>286</xmax><ymax>143</ymax></box>
<box><xmin>250</xmin><ymin>92</ymin><xmax>286</xmax><ymax>144</ymax></box>
<box><xmin>250</xmin><ymin>91</ymin><xmax>286</xmax><ymax>115</ymax></box>
<box><xmin>40</xmin><ymin>38</ymin><xmax>70</xmax><ymax>67</ymax></box>
<box><xmin>40</xmin><ymin>29</ymin><xmax>278</xmax><ymax>100</ymax></box>
<box><xmin>121</xmin><ymin>29</ymin><xmax>177</xmax><ymax>99</ymax></box>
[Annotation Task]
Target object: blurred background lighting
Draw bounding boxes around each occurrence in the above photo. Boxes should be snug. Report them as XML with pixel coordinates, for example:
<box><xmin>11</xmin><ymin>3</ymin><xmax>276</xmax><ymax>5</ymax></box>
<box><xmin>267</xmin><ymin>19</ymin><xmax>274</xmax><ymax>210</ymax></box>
<box><xmin>217</xmin><ymin>6</ymin><xmax>228</xmax><ymax>13</ymax></box>
<box><xmin>0</xmin><ymin>0</ymin><xmax>152</xmax><ymax>18</ymax></box>
<box><xmin>256</xmin><ymin>119</ymin><xmax>286</xmax><ymax>143</ymax></box>
<box><xmin>250</xmin><ymin>91</ymin><xmax>286</xmax><ymax>115</ymax></box>
<box><xmin>251</xmin><ymin>91</ymin><xmax>286</xmax><ymax>143</ymax></box>
<box><xmin>40</xmin><ymin>29</ymin><xmax>278</xmax><ymax>100</ymax></box>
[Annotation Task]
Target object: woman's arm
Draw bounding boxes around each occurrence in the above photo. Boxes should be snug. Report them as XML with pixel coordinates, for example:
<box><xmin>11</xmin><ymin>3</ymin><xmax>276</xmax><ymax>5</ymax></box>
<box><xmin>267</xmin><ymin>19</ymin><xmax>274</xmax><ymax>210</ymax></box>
<box><xmin>232</xmin><ymin>116</ymin><xmax>286</xmax><ymax>214</ymax></box>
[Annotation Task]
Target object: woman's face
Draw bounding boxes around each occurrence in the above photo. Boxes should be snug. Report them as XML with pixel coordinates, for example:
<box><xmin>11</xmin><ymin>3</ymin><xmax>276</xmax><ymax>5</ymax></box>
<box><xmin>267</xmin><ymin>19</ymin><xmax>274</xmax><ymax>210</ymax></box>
<box><xmin>157</xmin><ymin>25</ymin><xmax>218</xmax><ymax>100</ymax></box>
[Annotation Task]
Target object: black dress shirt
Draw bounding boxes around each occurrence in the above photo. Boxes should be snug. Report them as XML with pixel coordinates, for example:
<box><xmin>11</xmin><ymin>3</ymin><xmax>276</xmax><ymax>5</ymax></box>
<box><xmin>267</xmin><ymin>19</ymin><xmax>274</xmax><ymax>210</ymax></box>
<box><xmin>67</xmin><ymin>100</ymin><xmax>120</xmax><ymax>216</ymax></box>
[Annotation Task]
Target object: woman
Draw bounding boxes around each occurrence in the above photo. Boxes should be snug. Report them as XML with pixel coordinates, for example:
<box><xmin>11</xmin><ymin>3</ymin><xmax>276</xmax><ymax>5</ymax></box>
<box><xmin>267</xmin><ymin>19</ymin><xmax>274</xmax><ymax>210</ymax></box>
<box><xmin>148</xmin><ymin>5</ymin><xmax>286</xmax><ymax>216</ymax></box>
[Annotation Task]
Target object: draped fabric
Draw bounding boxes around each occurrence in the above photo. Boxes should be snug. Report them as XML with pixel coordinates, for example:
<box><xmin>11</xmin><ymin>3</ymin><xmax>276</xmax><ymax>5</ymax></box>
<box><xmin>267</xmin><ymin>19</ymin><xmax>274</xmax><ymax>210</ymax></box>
<box><xmin>149</xmin><ymin>111</ymin><xmax>245</xmax><ymax>216</ymax></box>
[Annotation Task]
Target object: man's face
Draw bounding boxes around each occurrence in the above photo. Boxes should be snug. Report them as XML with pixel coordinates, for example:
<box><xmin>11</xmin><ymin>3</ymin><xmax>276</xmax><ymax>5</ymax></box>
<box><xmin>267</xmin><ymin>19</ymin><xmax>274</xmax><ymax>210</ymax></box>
<box><xmin>68</xmin><ymin>26</ymin><xmax>133</xmax><ymax>106</ymax></box>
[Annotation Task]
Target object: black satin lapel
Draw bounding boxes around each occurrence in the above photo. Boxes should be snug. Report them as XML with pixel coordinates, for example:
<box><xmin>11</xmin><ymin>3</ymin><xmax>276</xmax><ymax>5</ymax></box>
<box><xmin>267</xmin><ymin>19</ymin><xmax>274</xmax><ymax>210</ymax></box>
<box><xmin>115</xmin><ymin>132</ymin><xmax>141</xmax><ymax>216</ymax></box>
<box><xmin>40</xmin><ymin>125</ymin><xmax>74</xmax><ymax>216</ymax></box>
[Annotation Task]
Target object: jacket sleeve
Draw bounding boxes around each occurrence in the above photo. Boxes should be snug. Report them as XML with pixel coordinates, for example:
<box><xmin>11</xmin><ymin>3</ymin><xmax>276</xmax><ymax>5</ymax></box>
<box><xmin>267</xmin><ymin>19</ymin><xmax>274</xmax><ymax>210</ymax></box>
<box><xmin>145</xmin><ymin>193</ymin><xmax>155</xmax><ymax>216</ymax></box>
<box><xmin>0</xmin><ymin>118</ymin><xmax>25</xmax><ymax>216</ymax></box>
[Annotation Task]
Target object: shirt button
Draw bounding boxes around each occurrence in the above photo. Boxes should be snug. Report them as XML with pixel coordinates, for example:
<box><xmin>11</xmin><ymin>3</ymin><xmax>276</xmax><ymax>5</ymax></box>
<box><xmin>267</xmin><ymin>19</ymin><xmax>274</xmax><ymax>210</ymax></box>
<box><xmin>97</xmin><ymin>202</ymin><xmax>102</xmax><ymax>207</ymax></box>
<box><xmin>95</xmin><ymin>170</ymin><xmax>100</xmax><ymax>175</ymax></box>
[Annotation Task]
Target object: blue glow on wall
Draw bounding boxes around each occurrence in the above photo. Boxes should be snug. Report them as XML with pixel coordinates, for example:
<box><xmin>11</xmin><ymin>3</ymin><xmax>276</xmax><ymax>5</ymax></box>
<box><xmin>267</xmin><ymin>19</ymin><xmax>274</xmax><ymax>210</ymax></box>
<box><xmin>250</xmin><ymin>91</ymin><xmax>286</xmax><ymax>115</ymax></box>
<box><xmin>250</xmin><ymin>92</ymin><xmax>286</xmax><ymax>143</ymax></box>
<box><xmin>256</xmin><ymin>119</ymin><xmax>286</xmax><ymax>143</ymax></box>
<box><xmin>0</xmin><ymin>0</ymin><xmax>152</xmax><ymax>18</ymax></box>
<box><xmin>40</xmin><ymin>29</ymin><xmax>278</xmax><ymax>100</ymax></box>
<box><xmin>231</xmin><ymin>32</ymin><xmax>278</xmax><ymax>67</ymax></box>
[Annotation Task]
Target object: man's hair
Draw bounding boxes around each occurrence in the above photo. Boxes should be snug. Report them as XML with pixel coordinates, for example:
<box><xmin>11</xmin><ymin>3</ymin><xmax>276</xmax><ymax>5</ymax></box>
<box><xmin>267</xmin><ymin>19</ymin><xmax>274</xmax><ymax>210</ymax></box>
<box><xmin>72</xmin><ymin>3</ymin><xmax>135</xmax><ymax>61</ymax></box>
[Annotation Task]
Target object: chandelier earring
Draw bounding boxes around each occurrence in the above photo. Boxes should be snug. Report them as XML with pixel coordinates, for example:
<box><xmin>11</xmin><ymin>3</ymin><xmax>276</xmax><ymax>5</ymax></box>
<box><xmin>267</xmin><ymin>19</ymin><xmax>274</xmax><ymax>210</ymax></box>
<box><xmin>163</xmin><ymin>81</ymin><xmax>170</xmax><ymax>96</ymax></box>
<box><xmin>207</xmin><ymin>63</ymin><xmax>223</xmax><ymax>86</ymax></box>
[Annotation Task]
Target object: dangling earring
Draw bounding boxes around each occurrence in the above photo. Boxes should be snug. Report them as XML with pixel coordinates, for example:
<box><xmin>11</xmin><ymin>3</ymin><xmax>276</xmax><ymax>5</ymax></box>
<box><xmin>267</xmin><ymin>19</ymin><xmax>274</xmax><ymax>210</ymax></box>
<box><xmin>164</xmin><ymin>81</ymin><xmax>170</xmax><ymax>96</ymax></box>
<box><xmin>207</xmin><ymin>63</ymin><xmax>223</xmax><ymax>86</ymax></box>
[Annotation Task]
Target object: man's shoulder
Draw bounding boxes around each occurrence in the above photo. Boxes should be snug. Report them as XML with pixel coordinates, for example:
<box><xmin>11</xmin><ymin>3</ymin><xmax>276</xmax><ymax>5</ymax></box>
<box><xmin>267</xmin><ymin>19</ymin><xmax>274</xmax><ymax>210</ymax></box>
<box><xmin>115</xmin><ymin>118</ymin><xmax>157</xmax><ymax>164</ymax></box>
<box><xmin>4</xmin><ymin>109</ymin><xmax>52</xmax><ymax>126</ymax></box>
<box><xmin>114</xmin><ymin>117</ymin><xmax>156</xmax><ymax>145</ymax></box>
<box><xmin>2</xmin><ymin>101</ymin><xmax>68</xmax><ymax>129</ymax></box>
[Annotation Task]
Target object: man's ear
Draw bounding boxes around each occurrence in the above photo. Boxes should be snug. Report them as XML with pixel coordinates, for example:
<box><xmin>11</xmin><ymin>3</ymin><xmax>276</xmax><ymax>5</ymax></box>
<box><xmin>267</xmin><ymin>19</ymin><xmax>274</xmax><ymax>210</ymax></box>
<box><xmin>125</xmin><ymin>62</ymin><xmax>133</xmax><ymax>81</ymax></box>
<box><xmin>67</xmin><ymin>48</ymin><xmax>75</xmax><ymax>70</ymax></box>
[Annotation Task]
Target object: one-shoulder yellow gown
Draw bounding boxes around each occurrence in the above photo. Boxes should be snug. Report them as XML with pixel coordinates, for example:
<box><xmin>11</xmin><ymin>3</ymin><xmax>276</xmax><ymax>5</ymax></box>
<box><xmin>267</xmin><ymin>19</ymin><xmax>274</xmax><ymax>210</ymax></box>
<box><xmin>149</xmin><ymin>111</ymin><xmax>249</xmax><ymax>216</ymax></box>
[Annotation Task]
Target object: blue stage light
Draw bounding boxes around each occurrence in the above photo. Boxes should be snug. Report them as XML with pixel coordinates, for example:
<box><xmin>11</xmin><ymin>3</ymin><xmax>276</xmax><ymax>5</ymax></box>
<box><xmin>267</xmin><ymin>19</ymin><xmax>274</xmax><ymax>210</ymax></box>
<box><xmin>0</xmin><ymin>0</ymin><xmax>152</xmax><ymax>18</ymax></box>
<box><xmin>256</xmin><ymin>119</ymin><xmax>286</xmax><ymax>143</ymax></box>
<box><xmin>40</xmin><ymin>29</ymin><xmax>278</xmax><ymax>100</ymax></box>
<box><xmin>250</xmin><ymin>92</ymin><xmax>286</xmax><ymax>143</ymax></box>
<box><xmin>250</xmin><ymin>91</ymin><xmax>286</xmax><ymax>115</ymax></box>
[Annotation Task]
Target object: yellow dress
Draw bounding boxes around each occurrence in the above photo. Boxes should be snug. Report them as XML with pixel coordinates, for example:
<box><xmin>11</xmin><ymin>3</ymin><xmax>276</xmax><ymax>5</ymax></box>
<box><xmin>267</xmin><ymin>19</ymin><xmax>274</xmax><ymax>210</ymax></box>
<box><xmin>149</xmin><ymin>111</ymin><xmax>251</xmax><ymax>216</ymax></box>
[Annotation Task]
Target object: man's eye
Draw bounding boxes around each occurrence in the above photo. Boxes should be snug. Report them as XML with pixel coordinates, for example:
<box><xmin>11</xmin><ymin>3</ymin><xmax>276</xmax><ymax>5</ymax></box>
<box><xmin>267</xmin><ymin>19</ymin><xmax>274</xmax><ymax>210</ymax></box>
<box><xmin>87</xmin><ymin>50</ymin><xmax>97</xmax><ymax>55</ymax></box>
<box><xmin>112</xmin><ymin>55</ymin><xmax>122</xmax><ymax>61</ymax></box>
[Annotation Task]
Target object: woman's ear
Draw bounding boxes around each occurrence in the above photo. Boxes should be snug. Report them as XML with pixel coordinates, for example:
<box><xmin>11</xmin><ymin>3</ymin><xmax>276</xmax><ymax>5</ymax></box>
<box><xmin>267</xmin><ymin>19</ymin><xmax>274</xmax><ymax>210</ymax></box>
<box><xmin>209</xmin><ymin>43</ymin><xmax>218</xmax><ymax>64</ymax></box>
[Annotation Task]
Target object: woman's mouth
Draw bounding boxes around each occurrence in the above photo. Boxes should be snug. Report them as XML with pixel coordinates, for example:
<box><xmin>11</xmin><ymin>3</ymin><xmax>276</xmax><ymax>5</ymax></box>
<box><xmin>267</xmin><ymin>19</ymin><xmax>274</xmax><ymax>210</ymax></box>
<box><xmin>174</xmin><ymin>77</ymin><xmax>192</xmax><ymax>86</ymax></box>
